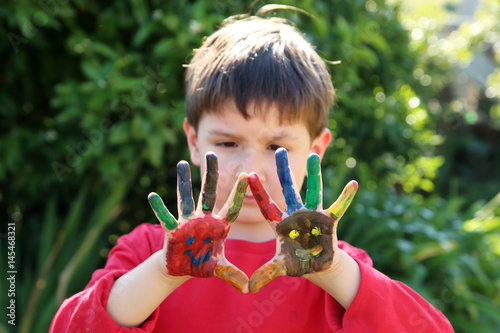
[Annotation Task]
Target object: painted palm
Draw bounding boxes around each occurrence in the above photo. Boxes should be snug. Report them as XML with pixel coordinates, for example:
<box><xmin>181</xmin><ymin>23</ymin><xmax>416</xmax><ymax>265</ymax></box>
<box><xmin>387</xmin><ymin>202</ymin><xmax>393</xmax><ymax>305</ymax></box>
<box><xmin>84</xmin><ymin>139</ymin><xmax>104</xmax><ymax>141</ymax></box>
<box><xmin>148</xmin><ymin>153</ymin><xmax>250</xmax><ymax>293</ymax></box>
<box><xmin>248</xmin><ymin>148</ymin><xmax>358</xmax><ymax>293</ymax></box>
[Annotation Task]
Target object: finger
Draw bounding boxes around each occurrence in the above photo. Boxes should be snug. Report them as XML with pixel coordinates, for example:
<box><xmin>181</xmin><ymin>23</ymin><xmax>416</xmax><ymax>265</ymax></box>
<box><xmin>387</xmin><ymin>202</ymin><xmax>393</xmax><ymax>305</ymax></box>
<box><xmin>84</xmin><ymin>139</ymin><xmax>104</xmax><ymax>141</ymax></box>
<box><xmin>327</xmin><ymin>180</ymin><xmax>359</xmax><ymax>221</ymax></box>
<box><xmin>305</xmin><ymin>153</ymin><xmax>322</xmax><ymax>210</ymax></box>
<box><xmin>177</xmin><ymin>161</ymin><xmax>195</xmax><ymax>219</ymax></box>
<box><xmin>200</xmin><ymin>152</ymin><xmax>218</xmax><ymax>214</ymax></box>
<box><xmin>249</xmin><ymin>259</ymin><xmax>286</xmax><ymax>293</ymax></box>
<box><xmin>219</xmin><ymin>173</ymin><xmax>249</xmax><ymax>223</ymax></box>
<box><xmin>248</xmin><ymin>172</ymin><xmax>283</xmax><ymax>222</ymax></box>
<box><xmin>276</xmin><ymin>148</ymin><xmax>303</xmax><ymax>213</ymax></box>
<box><xmin>215</xmin><ymin>260</ymin><xmax>249</xmax><ymax>294</ymax></box>
<box><xmin>148</xmin><ymin>192</ymin><xmax>178</xmax><ymax>230</ymax></box>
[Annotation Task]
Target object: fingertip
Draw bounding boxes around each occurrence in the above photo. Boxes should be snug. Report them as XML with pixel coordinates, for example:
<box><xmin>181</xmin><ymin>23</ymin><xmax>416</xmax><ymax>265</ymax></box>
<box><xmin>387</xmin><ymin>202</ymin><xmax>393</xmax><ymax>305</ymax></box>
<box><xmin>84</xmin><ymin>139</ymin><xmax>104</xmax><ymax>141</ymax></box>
<box><xmin>205</xmin><ymin>152</ymin><xmax>218</xmax><ymax>171</ymax></box>
<box><xmin>205</xmin><ymin>151</ymin><xmax>217</xmax><ymax>160</ymax></box>
<box><xmin>236</xmin><ymin>173</ymin><xmax>249</xmax><ymax>191</ymax></box>
<box><xmin>307</xmin><ymin>153</ymin><xmax>320</xmax><ymax>162</ymax></box>
<box><xmin>248</xmin><ymin>172</ymin><xmax>259</xmax><ymax>181</ymax></box>
<box><xmin>276</xmin><ymin>147</ymin><xmax>287</xmax><ymax>155</ymax></box>
<box><xmin>248</xmin><ymin>172</ymin><xmax>261</xmax><ymax>186</ymax></box>
<box><xmin>349</xmin><ymin>180</ymin><xmax>359</xmax><ymax>190</ymax></box>
<box><xmin>275</xmin><ymin>148</ymin><xmax>288</xmax><ymax>164</ymax></box>
<box><xmin>177</xmin><ymin>160</ymin><xmax>190</xmax><ymax>172</ymax></box>
<box><xmin>307</xmin><ymin>154</ymin><xmax>321</xmax><ymax>173</ymax></box>
<box><xmin>249</xmin><ymin>286</ymin><xmax>261</xmax><ymax>294</ymax></box>
<box><xmin>248</xmin><ymin>173</ymin><xmax>264</xmax><ymax>192</ymax></box>
<box><xmin>148</xmin><ymin>193</ymin><xmax>163</xmax><ymax>206</ymax></box>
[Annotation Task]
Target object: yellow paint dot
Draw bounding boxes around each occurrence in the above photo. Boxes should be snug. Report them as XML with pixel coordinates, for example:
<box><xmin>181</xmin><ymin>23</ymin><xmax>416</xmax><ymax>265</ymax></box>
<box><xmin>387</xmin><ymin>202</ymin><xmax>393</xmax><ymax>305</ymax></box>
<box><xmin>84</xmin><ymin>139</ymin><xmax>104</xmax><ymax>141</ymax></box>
<box><xmin>311</xmin><ymin>227</ymin><xmax>322</xmax><ymax>236</ymax></box>
<box><xmin>289</xmin><ymin>230</ymin><xmax>299</xmax><ymax>239</ymax></box>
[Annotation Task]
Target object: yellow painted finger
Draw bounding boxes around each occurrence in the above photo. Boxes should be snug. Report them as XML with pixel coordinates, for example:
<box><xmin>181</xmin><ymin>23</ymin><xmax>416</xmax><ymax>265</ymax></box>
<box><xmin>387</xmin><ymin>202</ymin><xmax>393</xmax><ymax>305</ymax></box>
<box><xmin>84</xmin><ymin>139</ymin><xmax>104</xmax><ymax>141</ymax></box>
<box><xmin>327</xmin><ymin>180</ymin><xmax>359</xmax><ymax>220</ymax></box>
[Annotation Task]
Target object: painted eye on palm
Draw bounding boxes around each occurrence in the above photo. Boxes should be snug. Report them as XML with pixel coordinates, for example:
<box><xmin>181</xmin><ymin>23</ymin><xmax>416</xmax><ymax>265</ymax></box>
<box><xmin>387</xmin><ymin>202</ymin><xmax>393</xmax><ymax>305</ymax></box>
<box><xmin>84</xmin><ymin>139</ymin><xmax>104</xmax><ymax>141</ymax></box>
<box><xmin>248</xmin><ymin>148</ymin><xmax>358</xmax><ymax>293</ymax></box>
<box><xmin>148</xmin><ymin>153</ymin><xmax>250</xmax><ymax>293</ymax></box>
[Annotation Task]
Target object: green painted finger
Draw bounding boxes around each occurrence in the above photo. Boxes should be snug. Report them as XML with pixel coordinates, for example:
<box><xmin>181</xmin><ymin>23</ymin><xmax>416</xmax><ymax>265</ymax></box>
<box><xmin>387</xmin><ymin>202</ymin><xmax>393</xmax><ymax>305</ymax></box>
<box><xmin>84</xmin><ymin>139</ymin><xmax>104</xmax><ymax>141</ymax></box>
<box><xmin>327</xmin><ymin>181</ymin><xmax>359</xmax><ymax>220</ymax></box>
<box><xmin>148</xmin><ymin>192</ymin><xmax>178</xmax><ymax>230</ymax></box>
<box><xmin>226</xmin><ymin>174</ymin><xmax>249</xmax><ymax>223</ymax></box>
<box><xmin>305</xmin><ymin>154</ymin><xmax>322</xmax><ymax>210</ymax></box>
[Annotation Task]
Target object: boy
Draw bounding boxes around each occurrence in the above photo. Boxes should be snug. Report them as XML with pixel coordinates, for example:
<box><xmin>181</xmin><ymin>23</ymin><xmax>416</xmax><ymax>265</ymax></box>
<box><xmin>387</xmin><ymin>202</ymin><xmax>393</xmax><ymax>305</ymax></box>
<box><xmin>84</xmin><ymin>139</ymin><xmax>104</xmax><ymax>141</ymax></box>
<box><xmin>50</xmin><ymin>16</ymin><xmax>454</xmax><ymax>332</ymax></box>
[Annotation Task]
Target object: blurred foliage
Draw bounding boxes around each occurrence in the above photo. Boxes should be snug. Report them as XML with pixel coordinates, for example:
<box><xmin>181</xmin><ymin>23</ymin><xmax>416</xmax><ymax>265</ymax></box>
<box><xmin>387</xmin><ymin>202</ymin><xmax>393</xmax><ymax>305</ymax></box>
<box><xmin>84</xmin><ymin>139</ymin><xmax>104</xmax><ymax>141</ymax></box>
<box><xmin>0</xmin><ymin>0</ymin><xmax>499</xmax><ymax>332</ymax></box>
<box><xmin>398</xmin><ymin>0</ymin><xmax>500</xmax><ymax>203</ymax></box>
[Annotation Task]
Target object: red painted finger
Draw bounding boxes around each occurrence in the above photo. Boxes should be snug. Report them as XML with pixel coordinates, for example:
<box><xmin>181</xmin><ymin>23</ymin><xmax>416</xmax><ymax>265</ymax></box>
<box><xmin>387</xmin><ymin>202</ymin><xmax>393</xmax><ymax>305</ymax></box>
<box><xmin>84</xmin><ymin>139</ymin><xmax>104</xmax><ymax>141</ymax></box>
<box><xmin>248</xmin><ymin>173</ymin><xmax>283</xmax><ymax>222</ymax></box>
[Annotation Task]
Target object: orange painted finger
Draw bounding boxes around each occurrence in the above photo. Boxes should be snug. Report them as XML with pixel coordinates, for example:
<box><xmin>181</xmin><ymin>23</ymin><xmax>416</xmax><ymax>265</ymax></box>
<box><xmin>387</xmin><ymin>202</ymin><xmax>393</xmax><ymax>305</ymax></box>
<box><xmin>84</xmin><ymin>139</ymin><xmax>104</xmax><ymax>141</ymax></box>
<box><xmin>249</xmin><ymin>259</ymin><xmax>286</xmax><ymax>293</ymax></box>
<box><xmin>215</xmin><ymin>263</ymin><xmax>249</xmax><ymax>294</ymax></box>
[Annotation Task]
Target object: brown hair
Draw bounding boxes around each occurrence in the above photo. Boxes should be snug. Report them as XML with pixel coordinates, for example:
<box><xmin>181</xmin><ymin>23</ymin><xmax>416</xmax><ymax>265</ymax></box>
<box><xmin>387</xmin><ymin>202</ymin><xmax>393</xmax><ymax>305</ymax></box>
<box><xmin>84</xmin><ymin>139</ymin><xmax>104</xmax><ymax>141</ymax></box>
<box><xmin>184</xmin><ymin>16</ymin><xmax>335</xmax><ymax>139</ymax></box>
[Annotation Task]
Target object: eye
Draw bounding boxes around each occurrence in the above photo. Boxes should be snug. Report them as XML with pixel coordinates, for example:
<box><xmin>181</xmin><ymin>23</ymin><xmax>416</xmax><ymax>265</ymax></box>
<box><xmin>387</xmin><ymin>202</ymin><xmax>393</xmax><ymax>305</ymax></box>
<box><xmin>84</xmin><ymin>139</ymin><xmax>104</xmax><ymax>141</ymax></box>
<box><xmin>186</xmin><ymin>236</ymin><xmax>195</xmax><ymax>245</ymax></box>
<box><xmin>203</xmin><ymin>237</ymin><xmax>214</xmax><ymax>243</ymax></box>
<box><xmin>289</xmin><ymin>230</ymin><xmax>300</xmax><ymax>240</ymax></box>
<box><xmin>267</xmin><ymin>144</ymin><xmax>284</xmax><ymax>151</ymax></box>
<box><xmin>311</xmin><ymin>227</ymin><xmax>322</xmax><ymax>236</ymax></box>
<box><xmin>216</xmin><ymin>141</ymin><xmax>238</xmax><ymax>148</ymax></box>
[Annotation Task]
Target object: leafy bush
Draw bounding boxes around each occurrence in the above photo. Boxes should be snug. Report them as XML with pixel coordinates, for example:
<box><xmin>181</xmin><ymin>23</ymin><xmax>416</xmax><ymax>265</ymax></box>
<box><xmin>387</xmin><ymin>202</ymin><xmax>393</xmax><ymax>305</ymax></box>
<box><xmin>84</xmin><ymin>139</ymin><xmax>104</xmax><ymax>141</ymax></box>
<box><xmin>0</xmin><ymin>0</ymin><xmax>498</xmax><ymax>332</ymax></box>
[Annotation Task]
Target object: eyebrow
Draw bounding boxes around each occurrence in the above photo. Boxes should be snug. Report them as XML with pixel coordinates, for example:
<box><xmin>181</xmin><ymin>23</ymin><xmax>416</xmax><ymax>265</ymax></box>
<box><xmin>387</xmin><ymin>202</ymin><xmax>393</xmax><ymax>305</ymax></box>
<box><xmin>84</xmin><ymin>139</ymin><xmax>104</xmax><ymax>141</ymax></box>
<box><xmin>208</xmin><ymin>129</ymin><xmax>300</xmax><ymax>141</ymax></box>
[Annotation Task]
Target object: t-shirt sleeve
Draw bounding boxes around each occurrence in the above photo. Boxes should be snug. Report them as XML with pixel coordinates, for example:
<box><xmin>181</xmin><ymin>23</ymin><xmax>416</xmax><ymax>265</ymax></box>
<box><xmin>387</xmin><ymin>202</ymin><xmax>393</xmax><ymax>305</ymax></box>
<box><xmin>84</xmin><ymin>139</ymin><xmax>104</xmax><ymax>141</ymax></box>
<box><xmin>49</xmin><ymin>223</ymin><xmax>164</xmax><ymax>333</ymax></box>
<box><xmin>334</xmin><ymin>241</ymin><xmax>454</xmax><ymax>332</ymax></box>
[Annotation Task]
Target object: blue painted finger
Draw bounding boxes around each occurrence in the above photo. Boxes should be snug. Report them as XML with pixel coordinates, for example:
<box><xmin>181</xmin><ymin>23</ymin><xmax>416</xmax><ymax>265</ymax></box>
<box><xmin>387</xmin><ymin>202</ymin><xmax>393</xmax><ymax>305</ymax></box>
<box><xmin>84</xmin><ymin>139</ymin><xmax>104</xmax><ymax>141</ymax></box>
<box><xmin>276</xmin><ymin>148</ymin><xmax>302</xmax><ymax>213</ymax></box>
<box><xmin>177</xmin><ymin>161</ymin><xmax>195</xmax><ymax>218</ymax></box>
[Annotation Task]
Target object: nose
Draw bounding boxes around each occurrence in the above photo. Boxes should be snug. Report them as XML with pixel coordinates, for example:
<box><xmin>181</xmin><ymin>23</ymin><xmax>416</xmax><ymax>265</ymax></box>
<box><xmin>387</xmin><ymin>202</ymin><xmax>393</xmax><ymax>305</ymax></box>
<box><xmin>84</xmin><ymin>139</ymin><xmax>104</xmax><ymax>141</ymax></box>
<box><xmin>236</xmin><ymin>149</ymin><xmax>267</xmax><ymax>183</ymax></box>
<box><xmin>303</xmin><ymin>233</ymin><xmax>310</xmax><ymax>246</ymax></box>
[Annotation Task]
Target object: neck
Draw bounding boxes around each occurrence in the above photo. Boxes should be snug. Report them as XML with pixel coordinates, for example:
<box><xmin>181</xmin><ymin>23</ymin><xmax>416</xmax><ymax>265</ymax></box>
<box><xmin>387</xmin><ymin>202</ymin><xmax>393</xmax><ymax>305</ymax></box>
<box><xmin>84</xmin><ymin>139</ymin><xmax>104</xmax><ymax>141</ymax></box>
<box><xmin>227</xmin><ymin>221</ymin><xmax>275</xmax><ymax>242</ymax></box>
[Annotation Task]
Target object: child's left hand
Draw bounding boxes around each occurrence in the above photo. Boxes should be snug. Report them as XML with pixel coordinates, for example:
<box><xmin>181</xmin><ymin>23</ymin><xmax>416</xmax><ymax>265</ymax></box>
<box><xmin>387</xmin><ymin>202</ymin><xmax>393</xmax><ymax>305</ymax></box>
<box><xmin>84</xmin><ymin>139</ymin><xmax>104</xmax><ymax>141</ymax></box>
<box><xmin>248</xmin><ymin>148</ymin><xmax>358</xmax><ymax>293</ymax></box>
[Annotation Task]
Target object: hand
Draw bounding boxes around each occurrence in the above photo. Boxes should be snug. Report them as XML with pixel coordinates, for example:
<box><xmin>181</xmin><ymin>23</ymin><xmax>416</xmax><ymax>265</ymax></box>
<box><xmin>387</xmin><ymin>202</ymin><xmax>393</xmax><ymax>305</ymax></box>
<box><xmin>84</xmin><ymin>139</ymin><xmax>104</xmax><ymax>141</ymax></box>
<box><xmin>148</xmin><ymin>152</ymin><xmax>250</xmax><ymax>293</ymax></box>
<box><xmin>247</xmin><ymin>148</ymin><xmax>358</xmax><ymax>293</ymax></box>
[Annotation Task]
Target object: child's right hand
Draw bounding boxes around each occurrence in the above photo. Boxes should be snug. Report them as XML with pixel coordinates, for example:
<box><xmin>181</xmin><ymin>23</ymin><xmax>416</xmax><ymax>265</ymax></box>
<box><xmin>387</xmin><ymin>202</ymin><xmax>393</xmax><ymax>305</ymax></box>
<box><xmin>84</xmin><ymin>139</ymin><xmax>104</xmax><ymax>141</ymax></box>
<box><xmin>148</xmin><ymin>153</ymin><xmax>250</xmax><ymax>293</ymax></box>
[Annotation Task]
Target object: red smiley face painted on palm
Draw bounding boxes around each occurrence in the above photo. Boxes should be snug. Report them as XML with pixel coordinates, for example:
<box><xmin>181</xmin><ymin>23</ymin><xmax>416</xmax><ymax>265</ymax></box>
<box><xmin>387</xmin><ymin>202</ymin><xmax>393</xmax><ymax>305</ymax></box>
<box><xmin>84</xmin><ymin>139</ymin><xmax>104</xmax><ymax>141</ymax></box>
<box><xmin>166</xmin><ymin>216</ymin><xmax>228</xmax><ymax>277</ymax></box>
<box><xmin>148</xmin><ymin>153</ymin><xmax>251</xmax><ymax>292</ymax></box>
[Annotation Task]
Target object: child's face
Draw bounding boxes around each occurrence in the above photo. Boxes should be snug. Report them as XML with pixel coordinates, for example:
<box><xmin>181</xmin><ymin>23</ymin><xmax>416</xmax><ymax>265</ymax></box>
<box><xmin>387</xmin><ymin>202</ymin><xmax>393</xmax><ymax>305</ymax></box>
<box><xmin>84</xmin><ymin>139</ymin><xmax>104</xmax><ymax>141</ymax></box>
<box><xmin>184</xmin><ymin>102</ymin><xmax>331</xmax><ymax>225</ymax></box>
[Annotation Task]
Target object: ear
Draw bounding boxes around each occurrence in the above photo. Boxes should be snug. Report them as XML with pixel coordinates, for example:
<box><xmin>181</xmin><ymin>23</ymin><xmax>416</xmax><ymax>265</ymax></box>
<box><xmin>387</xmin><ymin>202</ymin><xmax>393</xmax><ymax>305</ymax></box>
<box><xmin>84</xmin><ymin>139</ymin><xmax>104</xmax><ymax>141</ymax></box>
<box><xmin>183</xmin><ymin>118</ymin><xmax>201</xmax><ymax>166</ymax></box>
<box><xmin>310</xmin><ymin>128</ymin><xmax>332</xmax><ymax>160</ymax></box>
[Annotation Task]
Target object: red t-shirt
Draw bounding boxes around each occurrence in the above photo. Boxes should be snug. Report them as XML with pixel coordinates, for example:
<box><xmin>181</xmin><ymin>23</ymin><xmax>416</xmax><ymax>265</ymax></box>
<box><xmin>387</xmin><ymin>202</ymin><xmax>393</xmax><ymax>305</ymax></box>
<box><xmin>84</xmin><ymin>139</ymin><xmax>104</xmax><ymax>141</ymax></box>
<box><xmin>50</xmin><ymin>223</ymin><xmax>454</xmax><ymax>332</ymax></box>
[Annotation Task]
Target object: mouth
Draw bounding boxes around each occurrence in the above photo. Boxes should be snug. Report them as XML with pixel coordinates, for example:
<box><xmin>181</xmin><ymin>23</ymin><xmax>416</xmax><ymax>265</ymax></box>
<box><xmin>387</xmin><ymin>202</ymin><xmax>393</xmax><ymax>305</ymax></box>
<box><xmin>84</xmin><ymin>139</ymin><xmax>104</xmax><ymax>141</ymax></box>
<box><xmin>295</xmin><ymin>245</ymin><xmax>323</xmax><ymax>262</ymax></box>
<box><xmin>243</xmin><ymin>193</ymin><xmax>257</xmax><ymax>204</ymax></box>
<box><xmin>185</xmin><ymin>249</ymin><xmax>211</xmax><ymax>267</ymax></box>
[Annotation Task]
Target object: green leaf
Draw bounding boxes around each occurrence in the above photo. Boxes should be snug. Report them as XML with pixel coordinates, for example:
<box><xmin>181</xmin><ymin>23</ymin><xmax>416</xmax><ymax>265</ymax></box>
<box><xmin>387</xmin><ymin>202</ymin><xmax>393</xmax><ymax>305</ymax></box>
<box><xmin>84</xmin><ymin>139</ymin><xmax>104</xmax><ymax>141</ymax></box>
<box><xmin>109</xmin><ymin>122</ymin><xmax>131</xmax><ymax>144</ymax></box>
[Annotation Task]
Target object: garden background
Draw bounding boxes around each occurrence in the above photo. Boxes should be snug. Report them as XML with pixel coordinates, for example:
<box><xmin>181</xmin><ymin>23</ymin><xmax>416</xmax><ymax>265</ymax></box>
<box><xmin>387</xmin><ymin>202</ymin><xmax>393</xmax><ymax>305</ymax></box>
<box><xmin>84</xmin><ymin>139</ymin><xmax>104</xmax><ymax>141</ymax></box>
<box><xmin>1</xmin><ymin>0</ymin><xmax>499</xmax><ymax>332</ymax></box>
